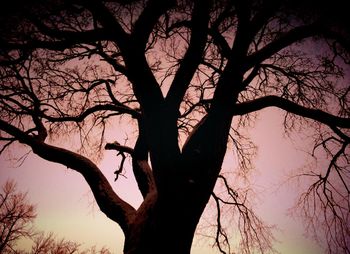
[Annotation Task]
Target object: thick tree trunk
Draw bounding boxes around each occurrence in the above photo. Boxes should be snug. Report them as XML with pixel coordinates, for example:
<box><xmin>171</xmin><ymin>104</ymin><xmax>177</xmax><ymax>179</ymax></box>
<box><xmin>123</xmin><ymin>163</ymin><xmax>225</xmax><ymax>253</ymax></box>
<box><xmin>124</xmin><ymin>190</ymin><xmax>206</xmax><ymax>254</ymax></box>
<box><xmin>122</xmin><ymin>97</ymin><xmax>237</xmax><ymax>254</ymax></box>
<box><xmin>124</xmin><ymin>193</ymin><xmax>209</xmax><ymax>254</ymax></box>
<box><xmin>123</xmin><ymin>167</ymin><xmax>215</xmax><ymax>254</ymax></box>
<box><xmin>122</xmin><ymin>103</ymin><xmax>233</xmax><ymax>254</ymax></box>
<box><xmin>124</xmin><ymin>208</ymin><xmax>194</xmax><ymax>253</ymax></box>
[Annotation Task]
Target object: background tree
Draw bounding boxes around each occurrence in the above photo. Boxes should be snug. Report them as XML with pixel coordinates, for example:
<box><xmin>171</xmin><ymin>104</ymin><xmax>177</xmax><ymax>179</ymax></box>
<box><xmin>0</xmin><ymin>0</ymin><xmax>349</xmax><ymax>253</ymax></box>
<box><xmin>27</xmin><ymin>232</ymin><xmax>111</xmax><ymax>254</ymax></box>
<box><xmin>0</xmin><ymin>180</ymin><xmax>36</xmax><ymax>253</ymax></box>
<box><xmin>0</xmin><ymin>180</ymin><xmax>111</xmax><ymax>254</ymax></box>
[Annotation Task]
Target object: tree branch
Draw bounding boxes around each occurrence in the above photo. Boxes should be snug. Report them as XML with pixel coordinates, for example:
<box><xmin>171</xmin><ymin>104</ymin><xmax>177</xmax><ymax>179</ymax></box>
<box><xmin>245</xmin><ymin>23</ymin><xmax>322</xmax><ymax>70</ymax></box>
<box><xmin>105</xmin><ymin>142</ymin><xmax>134</xmax><ymax>155</ymax></box>
<box><xmin>234</xmin><ymin>95</ymin><xmax>350</xmax><ymax>128</ymax></box>
<box><xmin>28</xmin><ymin>15</ymin><xmax>112</xmax><ymax>44</ymax></box>
<box><xmin>166</xmin><ymin>0</ymin><xmax>211</xmax><ymax>111</ymax></box>
<box><xmin>132</xmin><ymin>123</ymin><xmax>156</xmax><ymax>198</ymax></box>
<box><xmin>83</xmin><ymin>0</ymin><xmax>165</xmax><ymax>115</ymax></box>
<box><xmin>208</xmin><ymin>4</ymin><xmax>235</xmax><ymax>59</ymax></box>
<box><xmin>131</xmin><ymin>0</ymin><xmax>175</xmax><ymax>50</ymax></box>
<box><xmin>1</xmin><ymin>40</ymin><xmax>88</xmax><ymax>52</ymax></box>
<box><xmin>82</xmin><ymin>0</ymin><xmax>130</xmax><ymax>51</ymax></box>
<box><xmin>42</xmin><ymin>104</ymin><xmax>140</xmax><ymax>122</ymax></box>
<box><xmin>105</xmin><ymin>124</ymin><xmax>156</xmax><ymax>199</ymax></box>
<box><xmin>1</xmin><ymin>19</ymin><xmax>112</xmax><ymax>52</ymax></box>
<box><xmin>0</xmin><ymin>119</ymin><xmax>136</xmax><ymax>234</ymax></box>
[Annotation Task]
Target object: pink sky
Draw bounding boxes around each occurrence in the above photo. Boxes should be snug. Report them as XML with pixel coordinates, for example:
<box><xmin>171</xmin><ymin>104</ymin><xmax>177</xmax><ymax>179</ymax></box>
<box><xmin>0</xmin><ymin>108</ymin><xmax>325</xmax><ymax>253</ymax></box>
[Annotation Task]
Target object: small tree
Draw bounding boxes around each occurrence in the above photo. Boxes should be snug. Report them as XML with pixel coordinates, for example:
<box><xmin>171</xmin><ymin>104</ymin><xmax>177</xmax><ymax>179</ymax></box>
<box><xmin>0</xmin><ymin>180</ymin><xmax>111</xmax><ymax>254</ymax></box>
<box><xmin>0</xmin><ymin>180</ymin><xmax>36</xmax><ymax>253</ymax></box>
<box><xmin>29</xmin><ymin>232</ymin><xmax>111</xmax><ymax>254</ymax></box>
<box><xmin>0</xmin><ymin>0</ymin><xmax>349</xmax><ymax>253</ymax></box>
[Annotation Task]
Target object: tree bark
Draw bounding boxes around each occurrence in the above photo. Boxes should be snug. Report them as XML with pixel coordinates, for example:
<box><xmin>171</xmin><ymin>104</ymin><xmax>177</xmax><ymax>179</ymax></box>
<box><xmin>123</xmin><ymin>185</ymin><xmax>210</xmax><ymax>254</ymax></box>
<box><xmin>123</xmin><ymin>109</ymin><xmax>233</xmax><ymax>254</ymax></box>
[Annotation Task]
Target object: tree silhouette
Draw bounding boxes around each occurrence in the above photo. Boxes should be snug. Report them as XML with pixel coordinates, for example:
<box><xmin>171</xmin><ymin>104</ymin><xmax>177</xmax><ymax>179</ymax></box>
<box><xmin>0</xmin><ymin>180</ymin><xmax>112</xmax><ymax>254</ymax></box>
<box><xmin>27</xmin><ymin>232</ymin><xmax>112</xmax><ymax>254</ymax></box>
<box><xmin>0</xmin><ymin>0</ymin><xmax>349</xmax><ymax>253</ymax></box>
<box><xmin>0</xmin><ymin>180</ymin><xmax>36</xmax><ymax>253</ymax></box>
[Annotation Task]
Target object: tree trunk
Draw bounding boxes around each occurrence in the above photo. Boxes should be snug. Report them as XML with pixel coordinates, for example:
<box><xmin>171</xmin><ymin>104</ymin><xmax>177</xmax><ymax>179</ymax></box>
<box><xmin>123</xmin><ymin>174</ymin><xmax>214</xmax><ymax>254</ymax></box>
<box><xmin>123</xmin><ymin>107</ymin><xmax>233</xmax><ymax>254</ymax></box>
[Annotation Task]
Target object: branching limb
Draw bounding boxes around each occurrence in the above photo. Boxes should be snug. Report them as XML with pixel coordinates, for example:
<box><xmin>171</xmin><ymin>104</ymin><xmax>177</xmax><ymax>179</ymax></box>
<box><xmin>105</xmin><ymin>142</ymin><xmax>134</xmax><ymax>155</ymax></box>
<box><xmin>210</xmin><ymin>175</ymin><xmax>275</xmax><ymax>254</ymax></box>
<box><xmin>234</xmin><ymin>95</ymin><xmax>350</xmax><ymax>128</ymax></box>
<box><xmin>212</xmin><ymin>192</ymin><xmax>232</xmax><ymax>254</ymax></box>
<box><xmin>209</xmin><ymin>3</ymin><xmax>235</xmax><ymax>59</ymax></box>
<box><xmin>114</xmin><ymin>151</ymin><xmax>127</xmax><ymax>181</ymax></box>
<box><xmin>166</xmin><ymin>0</ymin><xmax>211</xmax><ymax>111</ymax></box>
<box><xmin>0</xmin><ymin>119</ymin><xmax>136</xmax><ymax>235</ymax></box>
<box><xmin>105</xmin><ymin>125</ymin><xmax>156</xmax><ymax>199</ymax></box>
<box><xmin>82</xmin><ymin>0</ymin><xmax>130</xmax><ymax>51</ymax></box>
<box><xmin>105</xmin><ymin>141</ymin><xmax>131</xmax><ymax>181</ymax></box>
<box><xmin>131</xmin><ymin>0</ymin><xmax>175</xmax><ymax>50</ymax></box>
<box><xmin>244</xmin><ymin>23</ymin><xmax>322</xmax><ymax>70</ymax></box>
<box><xmin>132</xmin><ymin>123</ymin><xmax>156</xmax><ymax>199</ymax></box>
<box><xmin>292</xmin><ymin>122</ymin><xmax>350</xmax><ymax>253</ymax></box>
<box><xmin>42</xmin><ymin>104</ymin><xmax>139</xmax><ymax>123</ymax></box>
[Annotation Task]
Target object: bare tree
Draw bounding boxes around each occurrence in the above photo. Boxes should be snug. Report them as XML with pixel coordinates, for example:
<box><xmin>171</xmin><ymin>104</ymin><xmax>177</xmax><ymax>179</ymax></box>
<box><xmin>0</xmin><ymin>180</ymin><xmax>112</xmax><ymax>254</ymax></box>
<box><xmin>0</xmin><ymin>0</ymin><xmax>349</xmax><ymax>253</ymax></box>
<box><xmin>29</xmin><ymin>232</ymin><xmax>111</xmax><ymax>254</ymax></box>
<box><xmin>0</xmin><ymin>180</ymin><xmax>36</xmax><ymax>253</ymax></box>
<box><xmin>28</xmin><ymin>232</ymin><xmax>80</xmax><ymax>254</ymax></box>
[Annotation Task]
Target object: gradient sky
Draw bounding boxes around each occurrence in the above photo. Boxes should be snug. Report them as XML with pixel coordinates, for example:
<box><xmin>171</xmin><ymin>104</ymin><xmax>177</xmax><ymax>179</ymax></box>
<box><xmin>0</xmin><ymin>108</ymin><xmax>326</xmax><ymax>253</ymax></box>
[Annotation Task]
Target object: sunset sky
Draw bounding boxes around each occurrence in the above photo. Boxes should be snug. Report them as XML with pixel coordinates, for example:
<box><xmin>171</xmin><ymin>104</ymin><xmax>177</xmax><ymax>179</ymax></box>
<box><xmin>1</xmin><ymin>0</ymin><xmax>350</xmax><ymax>252</ymax></box>
<box><xmin>0</xmin><ymin>108</ymin><xmax>326</xmax><ymax>253</ymax></box>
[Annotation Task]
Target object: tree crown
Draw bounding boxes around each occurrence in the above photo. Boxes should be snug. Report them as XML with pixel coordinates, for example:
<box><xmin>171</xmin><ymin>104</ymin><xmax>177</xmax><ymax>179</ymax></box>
<box><xmin>0</xmin><ymin>0</ymin><xmax>349</xmax><ymax>253</ymax></box>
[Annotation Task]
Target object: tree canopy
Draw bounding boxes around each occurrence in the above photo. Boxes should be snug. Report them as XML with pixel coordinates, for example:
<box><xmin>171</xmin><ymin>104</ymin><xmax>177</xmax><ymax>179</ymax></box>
<box><xmin>0</xmin><ymin>0</ymin><xmax>349</xmax><ymax>253</ymax></box>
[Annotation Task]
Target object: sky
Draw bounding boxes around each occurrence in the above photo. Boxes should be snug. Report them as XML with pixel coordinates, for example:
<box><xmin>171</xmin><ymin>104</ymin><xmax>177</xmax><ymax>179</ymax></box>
<box><xmin>0</xmin><ymin>108</ymin><xmax>326</xmax><ymax>253</ymax></box>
